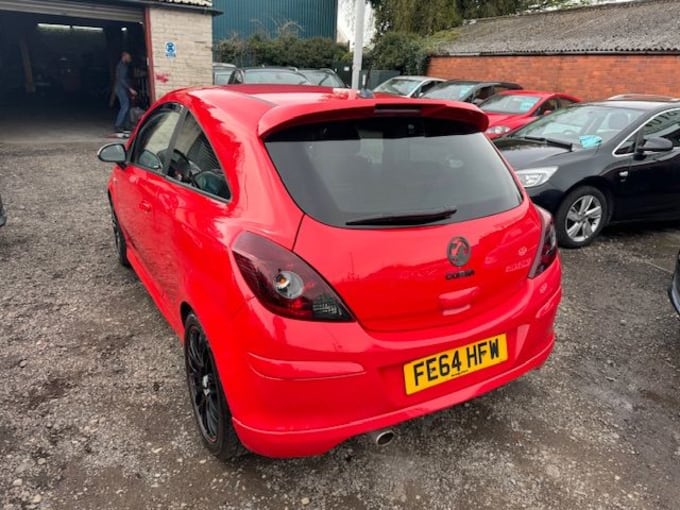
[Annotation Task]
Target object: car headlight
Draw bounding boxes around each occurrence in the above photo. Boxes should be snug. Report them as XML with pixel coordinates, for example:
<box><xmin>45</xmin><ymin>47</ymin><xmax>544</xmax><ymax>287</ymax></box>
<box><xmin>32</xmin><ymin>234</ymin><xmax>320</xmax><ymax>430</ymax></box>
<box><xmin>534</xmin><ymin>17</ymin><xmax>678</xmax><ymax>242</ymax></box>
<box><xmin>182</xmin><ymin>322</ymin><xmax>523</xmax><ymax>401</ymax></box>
<box><xmin>514</xmin><ymin>167</ymin><xmax>558</xmax><ymax>188</ymax></box>
<box><xmin>486</xmin><ymin>125</ymin><xmax>511</xmax><ymax>136</ymax></box>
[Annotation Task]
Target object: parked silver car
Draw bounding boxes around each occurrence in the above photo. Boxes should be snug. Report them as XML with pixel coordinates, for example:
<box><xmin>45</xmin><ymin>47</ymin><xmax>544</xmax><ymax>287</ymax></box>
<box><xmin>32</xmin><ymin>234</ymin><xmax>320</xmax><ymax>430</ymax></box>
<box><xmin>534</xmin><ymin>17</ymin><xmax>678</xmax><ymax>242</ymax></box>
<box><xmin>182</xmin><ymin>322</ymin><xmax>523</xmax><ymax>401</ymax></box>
<box><xmin>212</xmin><ymin>63</ymin><xmax>236</xmax><ymax>85</ymax></box>
<box><xmin>373</xmin><ymin>75</ymin><xmax>444</xmax><ymax>98</ymax></box>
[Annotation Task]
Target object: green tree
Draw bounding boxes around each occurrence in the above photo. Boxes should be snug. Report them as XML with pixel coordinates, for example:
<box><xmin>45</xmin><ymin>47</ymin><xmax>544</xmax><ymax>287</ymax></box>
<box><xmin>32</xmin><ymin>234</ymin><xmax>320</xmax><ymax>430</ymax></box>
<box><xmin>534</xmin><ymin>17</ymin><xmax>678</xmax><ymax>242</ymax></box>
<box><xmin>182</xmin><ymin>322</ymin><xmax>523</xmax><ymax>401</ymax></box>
<box><xmin>370</xmin><ymin>0</ymin><xmax>460</xmax><ymax>37</ymax></box>
<box><xmin>367</xmin><ymin>31</ymin><xmax>429</xmax><ymax>74</ymax></box>
<box><xmin>368</xmin><ymin>0</ymin><xmax>578</xmax><ymax>37</ymax></box>
<box><xmin>215</xmin><ymin>35</ymin><xmax>350</xmax><ymax>69</ymax></box>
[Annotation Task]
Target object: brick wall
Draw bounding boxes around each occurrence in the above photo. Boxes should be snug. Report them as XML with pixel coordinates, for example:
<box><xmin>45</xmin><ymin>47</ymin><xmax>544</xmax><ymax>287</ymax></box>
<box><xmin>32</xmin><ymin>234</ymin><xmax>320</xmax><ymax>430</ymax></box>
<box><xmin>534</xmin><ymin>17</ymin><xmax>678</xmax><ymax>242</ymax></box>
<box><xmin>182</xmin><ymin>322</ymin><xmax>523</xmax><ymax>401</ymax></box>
<box><xmin>148</xmin><ymin>7</ymin><xmax>213</xmax><ymax>99</ymax></box>
<box><xmin>428</xmin><ymin>54</ymin><xmax>680</xmax><ymax>101</ymax></box>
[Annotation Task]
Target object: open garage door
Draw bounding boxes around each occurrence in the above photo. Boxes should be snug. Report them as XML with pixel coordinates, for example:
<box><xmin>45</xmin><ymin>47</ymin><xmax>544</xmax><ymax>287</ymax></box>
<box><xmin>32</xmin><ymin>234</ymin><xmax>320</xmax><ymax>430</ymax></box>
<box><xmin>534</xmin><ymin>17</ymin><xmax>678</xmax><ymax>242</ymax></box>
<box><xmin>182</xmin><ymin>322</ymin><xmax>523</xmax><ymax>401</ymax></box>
<box><xmin>0</xmin><ymin>1</ymin><xmax>149</xmax><ymax>141</ymax></box>
<box><xmin>0</xmin><ymin>0</ymin><xmax>143</xmax><ymax>23</ymax></box>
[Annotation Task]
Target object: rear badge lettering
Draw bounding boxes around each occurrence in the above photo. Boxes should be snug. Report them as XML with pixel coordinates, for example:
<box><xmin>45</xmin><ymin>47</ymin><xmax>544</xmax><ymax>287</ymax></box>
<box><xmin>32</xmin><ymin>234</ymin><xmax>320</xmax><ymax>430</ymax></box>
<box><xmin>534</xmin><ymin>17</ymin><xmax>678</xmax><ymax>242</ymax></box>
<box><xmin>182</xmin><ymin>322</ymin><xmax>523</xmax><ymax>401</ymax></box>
<box><xmin>446</xmin><ymin>269</ymin><xmax>475</xmax><ymax>280</ymax></box>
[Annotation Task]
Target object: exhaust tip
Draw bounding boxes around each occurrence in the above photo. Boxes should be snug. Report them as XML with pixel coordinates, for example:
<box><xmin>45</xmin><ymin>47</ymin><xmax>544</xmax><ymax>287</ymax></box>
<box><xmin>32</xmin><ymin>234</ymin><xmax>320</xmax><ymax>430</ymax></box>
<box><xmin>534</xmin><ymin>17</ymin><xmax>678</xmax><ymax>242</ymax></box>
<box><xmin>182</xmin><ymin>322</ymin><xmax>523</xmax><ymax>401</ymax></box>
<box><xmin>368</xmin><ymin>429</ymin><xmax>395</xmax><ymax>447</ymax></box>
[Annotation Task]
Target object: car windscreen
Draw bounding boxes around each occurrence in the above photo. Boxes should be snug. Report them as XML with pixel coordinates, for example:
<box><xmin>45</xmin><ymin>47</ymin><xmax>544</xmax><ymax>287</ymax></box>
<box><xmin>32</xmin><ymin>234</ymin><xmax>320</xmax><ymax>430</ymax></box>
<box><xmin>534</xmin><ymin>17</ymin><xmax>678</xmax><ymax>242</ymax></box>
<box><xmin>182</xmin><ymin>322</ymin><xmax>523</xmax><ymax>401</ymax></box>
<box><xmin>264</xmin><ymin>117</ymin><xmax>522</xmax><ymax>228</ymax></box>
<box><xmin>423</xmin><ymin>83</ymin><xmax>476</xmax><ymax>100</ymax></box>
<box><xmin>373</xmin><ymin>79</ymin><xmax>420</xmax><ymax>96</ymax></box>
<box><xmin>512</xmin><ymin>105</ymin><xmax>645</xmax><ymax>147</ymax></box>
<box><xmin>481</xmin><ymin>95</ymin><xmax>541</xmax><ymax>114</ymax></box>
<box><xmin>300</xmin><ymin>70</ymin><xmax>345</xmax><ymax>87</ymax></box>
<box><xmin>244</xmin><ymin>70</ymin><xmax>310</xmax><ymax>85</ymax></box>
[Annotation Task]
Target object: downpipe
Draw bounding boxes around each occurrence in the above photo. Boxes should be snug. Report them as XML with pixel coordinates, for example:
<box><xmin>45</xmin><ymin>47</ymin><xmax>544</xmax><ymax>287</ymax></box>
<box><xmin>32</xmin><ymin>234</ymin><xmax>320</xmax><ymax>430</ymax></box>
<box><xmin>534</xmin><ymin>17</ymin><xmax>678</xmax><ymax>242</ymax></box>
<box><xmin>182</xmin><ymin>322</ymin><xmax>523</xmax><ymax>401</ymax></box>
<box><xmin>367</xmin><ymin>429</ymin><xmax>395</xmax><ymax>447</ymax></box>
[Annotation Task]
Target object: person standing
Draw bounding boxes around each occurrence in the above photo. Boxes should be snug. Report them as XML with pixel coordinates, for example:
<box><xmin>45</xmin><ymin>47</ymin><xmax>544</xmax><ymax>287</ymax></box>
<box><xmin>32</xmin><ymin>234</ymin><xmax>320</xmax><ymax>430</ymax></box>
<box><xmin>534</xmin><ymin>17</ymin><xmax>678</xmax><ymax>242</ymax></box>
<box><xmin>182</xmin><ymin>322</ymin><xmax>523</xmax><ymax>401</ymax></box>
<box><xmin>114</xmin><ymin>51</ymin><xmax>137</xmax><ymax>134</ymax></box>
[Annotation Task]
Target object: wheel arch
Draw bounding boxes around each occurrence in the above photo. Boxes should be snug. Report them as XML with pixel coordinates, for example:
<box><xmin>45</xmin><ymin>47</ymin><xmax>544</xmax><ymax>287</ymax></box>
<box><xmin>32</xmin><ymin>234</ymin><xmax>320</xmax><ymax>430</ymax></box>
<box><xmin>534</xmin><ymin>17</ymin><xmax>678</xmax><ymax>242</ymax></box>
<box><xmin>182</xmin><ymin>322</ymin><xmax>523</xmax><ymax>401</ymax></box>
<box><xmin>180</xmin><ymin>302</ymin><xmax>194</xmax><ymax>333</ymax></box>
<box><xmin>563</xmin><ymin>177</ymin><xmax>614</xmax><ymax>223</ymax></box>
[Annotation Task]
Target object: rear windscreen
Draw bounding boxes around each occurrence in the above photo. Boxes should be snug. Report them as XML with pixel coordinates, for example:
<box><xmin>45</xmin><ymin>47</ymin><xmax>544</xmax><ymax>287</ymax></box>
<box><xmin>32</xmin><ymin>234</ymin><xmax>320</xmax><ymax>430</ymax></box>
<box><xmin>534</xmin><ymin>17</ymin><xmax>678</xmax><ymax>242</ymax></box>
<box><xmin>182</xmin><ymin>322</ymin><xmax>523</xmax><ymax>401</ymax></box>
<box><xmin>264</xmin><ymin>117</ymin><xmax>522</xmax><ymax>227</ymax></box>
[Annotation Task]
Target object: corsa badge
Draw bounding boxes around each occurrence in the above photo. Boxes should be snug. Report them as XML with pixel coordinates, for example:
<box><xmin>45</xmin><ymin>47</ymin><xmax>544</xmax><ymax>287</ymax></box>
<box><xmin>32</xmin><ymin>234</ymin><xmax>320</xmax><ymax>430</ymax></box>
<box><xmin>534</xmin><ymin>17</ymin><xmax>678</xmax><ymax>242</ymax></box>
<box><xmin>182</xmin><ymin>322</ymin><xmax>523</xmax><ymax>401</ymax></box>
<box><xmin>447</xmin><ymin>237</ymin><xmax>471</xmax><ymax>267</ymax></box>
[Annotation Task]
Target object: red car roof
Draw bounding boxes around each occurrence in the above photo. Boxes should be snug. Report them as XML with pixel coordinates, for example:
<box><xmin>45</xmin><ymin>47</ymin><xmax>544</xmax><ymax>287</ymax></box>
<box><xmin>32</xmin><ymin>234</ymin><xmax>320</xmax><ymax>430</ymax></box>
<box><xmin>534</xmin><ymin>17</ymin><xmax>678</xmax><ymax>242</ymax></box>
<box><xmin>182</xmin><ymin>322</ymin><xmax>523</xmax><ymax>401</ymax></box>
<box><xmin>494</xmin><ymin>89</ymin><xmax>581</xmax><ymax>101</ymax></box>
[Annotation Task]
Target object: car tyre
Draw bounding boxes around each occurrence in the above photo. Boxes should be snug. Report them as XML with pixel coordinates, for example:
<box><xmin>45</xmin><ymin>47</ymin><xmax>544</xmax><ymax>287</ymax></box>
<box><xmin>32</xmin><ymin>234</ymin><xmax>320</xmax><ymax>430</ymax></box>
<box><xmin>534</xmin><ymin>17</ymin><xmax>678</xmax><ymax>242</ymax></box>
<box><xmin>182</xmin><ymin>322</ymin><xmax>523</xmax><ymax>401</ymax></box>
<box><xmin>184</xmin><ymin>313</ymin><xmax>245</xmax><ymax>461</ymax></box>
<box><xmin>555</xmin><ymin>185</ymin><xmax>608</xmax><ymax>248</ymax></box>
<box><xmin>110</xmin><ymin>205</ymin><xmax>130</xmax><ymax>267</ymax></box>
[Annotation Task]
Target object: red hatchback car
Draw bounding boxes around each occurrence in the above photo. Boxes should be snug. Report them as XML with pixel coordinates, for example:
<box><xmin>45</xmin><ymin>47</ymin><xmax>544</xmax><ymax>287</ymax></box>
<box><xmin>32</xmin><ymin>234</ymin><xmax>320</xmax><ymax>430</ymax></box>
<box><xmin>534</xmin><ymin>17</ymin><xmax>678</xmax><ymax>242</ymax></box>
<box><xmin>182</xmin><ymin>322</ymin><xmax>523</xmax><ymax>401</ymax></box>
<box><xmin>481</xmin><ymin>90</ymin><xmax>581</xmax><ymax>138</ymax></box>
<box><xmin>97</xmin><ymin>85</ymin><xmax>562</xmax><ymax>459</ymax></box>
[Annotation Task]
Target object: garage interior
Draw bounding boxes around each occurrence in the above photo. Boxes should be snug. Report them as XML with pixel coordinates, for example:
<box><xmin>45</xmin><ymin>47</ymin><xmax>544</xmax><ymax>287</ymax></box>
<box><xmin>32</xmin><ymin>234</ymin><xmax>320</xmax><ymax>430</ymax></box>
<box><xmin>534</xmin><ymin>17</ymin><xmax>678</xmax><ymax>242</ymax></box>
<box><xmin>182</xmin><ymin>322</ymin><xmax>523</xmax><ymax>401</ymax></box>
<box><xmin>0</xmin><ymin>1</ymin><xmax>149</xmax><ymax>142</ymax></box>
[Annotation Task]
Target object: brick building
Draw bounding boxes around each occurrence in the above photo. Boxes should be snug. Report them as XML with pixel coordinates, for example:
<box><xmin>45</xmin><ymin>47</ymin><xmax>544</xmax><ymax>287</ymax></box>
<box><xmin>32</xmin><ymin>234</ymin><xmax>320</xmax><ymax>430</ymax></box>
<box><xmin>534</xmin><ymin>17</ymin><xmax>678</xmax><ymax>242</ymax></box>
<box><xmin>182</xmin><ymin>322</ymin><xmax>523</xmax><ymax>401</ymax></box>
<box><xmin>0</xmin><ymin>0</ymin><xmax>216</xmax><ymax>109</ymax></box>
<box><xmin>428</xmin><ymin>0</ymin><xmax>680</xmax><ymax>101</ymax></box>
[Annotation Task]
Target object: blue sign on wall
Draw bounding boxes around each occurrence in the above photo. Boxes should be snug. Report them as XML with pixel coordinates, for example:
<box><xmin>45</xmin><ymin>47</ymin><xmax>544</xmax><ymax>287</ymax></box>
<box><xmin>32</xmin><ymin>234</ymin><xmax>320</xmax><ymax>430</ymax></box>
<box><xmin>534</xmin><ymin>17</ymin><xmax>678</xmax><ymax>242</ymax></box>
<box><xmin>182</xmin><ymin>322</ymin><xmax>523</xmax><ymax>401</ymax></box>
<box><xmin>165</xmin><ymin>41</ymin><xmax>177</xmax><ymax>59</ymax></box>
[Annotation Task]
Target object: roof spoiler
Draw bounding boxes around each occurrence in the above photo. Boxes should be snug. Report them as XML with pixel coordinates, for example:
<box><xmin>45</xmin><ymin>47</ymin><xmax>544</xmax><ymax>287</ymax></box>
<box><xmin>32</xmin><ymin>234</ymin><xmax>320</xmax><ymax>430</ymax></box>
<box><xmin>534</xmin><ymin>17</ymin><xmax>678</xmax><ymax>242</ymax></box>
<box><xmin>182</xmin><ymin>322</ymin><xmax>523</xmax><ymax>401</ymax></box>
<box><xmin>258</xmin><ymin>95</ymin><xmax>489</xmax><ymax>137</ymax></box>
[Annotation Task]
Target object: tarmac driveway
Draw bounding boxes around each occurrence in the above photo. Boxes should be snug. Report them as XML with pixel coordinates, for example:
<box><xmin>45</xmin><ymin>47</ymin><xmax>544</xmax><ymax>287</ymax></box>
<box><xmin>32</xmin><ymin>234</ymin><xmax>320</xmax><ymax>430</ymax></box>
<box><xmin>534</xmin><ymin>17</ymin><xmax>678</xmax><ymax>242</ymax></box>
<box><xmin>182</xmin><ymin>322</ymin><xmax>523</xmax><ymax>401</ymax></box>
<box><xmin>0</xmin><ymin>141</ymin><xmax>679</xmax><ymax>510</ymax></box>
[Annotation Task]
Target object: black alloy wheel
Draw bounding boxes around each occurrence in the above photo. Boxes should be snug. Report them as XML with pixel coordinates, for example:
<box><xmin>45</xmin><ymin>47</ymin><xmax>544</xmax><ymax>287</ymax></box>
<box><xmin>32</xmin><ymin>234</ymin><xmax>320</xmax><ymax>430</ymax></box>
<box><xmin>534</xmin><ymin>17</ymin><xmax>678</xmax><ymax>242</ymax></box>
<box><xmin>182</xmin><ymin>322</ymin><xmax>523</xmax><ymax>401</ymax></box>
<box><xmin>184</xmin><ymin>313</ymin><xmax>244</xmax><ymax>460</ymax></box>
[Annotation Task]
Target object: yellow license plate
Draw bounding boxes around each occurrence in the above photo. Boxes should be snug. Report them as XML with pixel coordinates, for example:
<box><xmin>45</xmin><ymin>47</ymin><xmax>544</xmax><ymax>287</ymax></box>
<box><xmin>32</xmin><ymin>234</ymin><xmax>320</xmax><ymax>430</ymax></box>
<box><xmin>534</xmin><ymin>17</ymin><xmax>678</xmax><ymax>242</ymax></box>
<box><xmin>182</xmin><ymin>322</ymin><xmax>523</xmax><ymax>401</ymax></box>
<box><xmin>403</xmin><ymin>334</ymin><xmax>508</xmax><ymax>395</ymax></box>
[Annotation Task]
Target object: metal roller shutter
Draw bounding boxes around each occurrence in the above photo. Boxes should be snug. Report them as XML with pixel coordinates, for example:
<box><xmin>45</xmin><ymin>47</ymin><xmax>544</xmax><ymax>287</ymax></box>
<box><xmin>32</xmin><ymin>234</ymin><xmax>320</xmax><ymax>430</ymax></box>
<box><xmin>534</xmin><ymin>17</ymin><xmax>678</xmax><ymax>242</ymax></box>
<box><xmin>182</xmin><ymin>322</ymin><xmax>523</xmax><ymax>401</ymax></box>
<box><xmin>0</xmin><ymin>0</ymin><xmax>144</xmax><ymax>22</ymax></box>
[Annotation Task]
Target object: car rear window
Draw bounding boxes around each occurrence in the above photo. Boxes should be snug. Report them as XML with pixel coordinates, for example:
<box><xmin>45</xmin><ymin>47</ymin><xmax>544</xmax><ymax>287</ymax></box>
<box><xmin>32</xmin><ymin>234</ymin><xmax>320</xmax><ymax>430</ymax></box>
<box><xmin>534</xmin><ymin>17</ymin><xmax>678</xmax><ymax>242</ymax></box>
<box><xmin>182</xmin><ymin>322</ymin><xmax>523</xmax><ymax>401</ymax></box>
<box><xmin>374</xmin><ymin>79</ymin><xmax>420</xmax><ymax>96</ymax></box>
<box><xmin>264</xmin><ymin>117</ymin><xmax>522</xmax><ymax>228</ymax></box>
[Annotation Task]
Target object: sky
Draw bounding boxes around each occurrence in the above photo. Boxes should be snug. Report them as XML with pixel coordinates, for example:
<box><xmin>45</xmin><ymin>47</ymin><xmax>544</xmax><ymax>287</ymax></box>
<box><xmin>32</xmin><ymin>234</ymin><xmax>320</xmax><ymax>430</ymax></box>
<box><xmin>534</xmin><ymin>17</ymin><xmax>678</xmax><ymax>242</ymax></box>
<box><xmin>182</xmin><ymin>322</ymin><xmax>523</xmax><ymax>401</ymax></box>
<box><xmin>337</xmin><ymin>0</ymin><xmax>375</xmax><ymax>47</ymax></box>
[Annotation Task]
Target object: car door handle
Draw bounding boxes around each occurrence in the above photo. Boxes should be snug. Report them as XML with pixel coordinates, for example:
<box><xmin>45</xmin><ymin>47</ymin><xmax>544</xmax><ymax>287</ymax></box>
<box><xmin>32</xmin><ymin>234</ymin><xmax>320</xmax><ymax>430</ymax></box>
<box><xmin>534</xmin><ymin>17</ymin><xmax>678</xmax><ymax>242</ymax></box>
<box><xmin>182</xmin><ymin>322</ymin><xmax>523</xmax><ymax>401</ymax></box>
<box><xmin>139</xmin><ymin>201</ymin><xmax>152</xmax><ymax>213</ymax></box>
<box><xmin>618</xmin><ymin>171</ymin><xmax>629</xmax><ymax>180</ymax></box>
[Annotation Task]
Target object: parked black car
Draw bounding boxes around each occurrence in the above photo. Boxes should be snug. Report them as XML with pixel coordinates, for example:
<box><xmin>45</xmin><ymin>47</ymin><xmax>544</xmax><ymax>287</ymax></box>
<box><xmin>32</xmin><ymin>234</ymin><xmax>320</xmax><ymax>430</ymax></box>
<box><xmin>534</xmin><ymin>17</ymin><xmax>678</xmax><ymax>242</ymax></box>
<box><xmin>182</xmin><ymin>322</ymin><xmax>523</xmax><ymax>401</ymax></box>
<box><xmin>671</xmin><ymin>250</ymin><xmax>680</xmax><ymax>316</ymax></box>
<box><xmin>0</xmin><ymin>192</ymin><xmax>6</xmax><ymax>228</ymax></box>
<box><xmin>422</xmin><ymin>80</ymin><xmax>522</xmax><ymax>104</ymax></box>
<box><xmin>495</xmin><ymin>98</ymin><xmax>680</xmax><ymax>247</ymax></box>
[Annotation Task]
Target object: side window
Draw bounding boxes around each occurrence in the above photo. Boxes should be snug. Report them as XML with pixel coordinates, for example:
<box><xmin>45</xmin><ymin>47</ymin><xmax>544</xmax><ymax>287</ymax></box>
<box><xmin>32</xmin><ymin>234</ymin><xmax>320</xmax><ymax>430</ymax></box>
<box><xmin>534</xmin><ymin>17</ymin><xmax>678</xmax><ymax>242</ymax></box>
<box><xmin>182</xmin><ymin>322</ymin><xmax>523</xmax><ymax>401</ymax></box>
<box><xmin>642</xmin><ymin>109</ymin><xmax>680</xmax><ymax>147</ymax></box>
<box><xmin>167</xmin><ymin>113</ymin><xmax>231</xmax><ymax>201</ymax></box>
<box><xmin>616</xmin><ymin>109</ymin><xmax>680</xmax><ymax>155</ymax></box>
<box><xmin>537</xmin><ymin>98</ymin><xmax>560</xmax><ymax>116</ymax></box>
<box><xmin>229</xmin><ymin>70</ymin><xmax>243</xmax><ymax>84</ymax></box>
<box><xmin>419</xmin><ymin>81</ymin><xmax>439</xmax><ymax>96</ymax></box>
<box><xmin>558</xmin><ymin>98</ymin><xmax>576</xmax><ymax>109</ymax></box>
<box><xmin>130</xmin><ymin>105</ymin><xmax>181</xmax><ymax>171</ymax></box>
<box><xmin>475</xmin><ymin>86</ymin><xmax>494</xmax><ymax>101</ymax></box>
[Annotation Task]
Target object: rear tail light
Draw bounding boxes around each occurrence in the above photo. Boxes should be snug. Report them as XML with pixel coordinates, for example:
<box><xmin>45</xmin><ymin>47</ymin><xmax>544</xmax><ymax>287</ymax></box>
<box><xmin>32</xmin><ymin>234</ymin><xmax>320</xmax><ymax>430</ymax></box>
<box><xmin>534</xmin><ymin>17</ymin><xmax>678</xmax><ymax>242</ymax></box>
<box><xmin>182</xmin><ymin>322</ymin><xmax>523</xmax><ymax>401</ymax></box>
<box><xmin>529</xmin><ymin>207</ymin><xmax>558</xmax><ymax>279</ymax></box>
<box><xmin>233</xmin><ymin>232</ymin><xmax>354</xmax><ymax>322</ymax></box>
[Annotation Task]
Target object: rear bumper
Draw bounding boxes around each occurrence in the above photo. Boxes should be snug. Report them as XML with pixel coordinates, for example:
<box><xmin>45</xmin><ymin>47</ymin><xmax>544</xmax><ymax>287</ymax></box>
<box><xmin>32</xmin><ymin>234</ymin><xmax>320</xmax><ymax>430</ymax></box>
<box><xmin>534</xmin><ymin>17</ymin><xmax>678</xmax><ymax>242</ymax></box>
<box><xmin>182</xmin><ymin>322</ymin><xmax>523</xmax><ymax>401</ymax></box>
<box><xmin>214</xmin><ymin>261</ymin><xmax>561</xmax><ymax>458</ymax></box>
<box><xmin>233</xmin><ymin>335</ymin><xmax>554</xmax><ymax>457</ymax></box>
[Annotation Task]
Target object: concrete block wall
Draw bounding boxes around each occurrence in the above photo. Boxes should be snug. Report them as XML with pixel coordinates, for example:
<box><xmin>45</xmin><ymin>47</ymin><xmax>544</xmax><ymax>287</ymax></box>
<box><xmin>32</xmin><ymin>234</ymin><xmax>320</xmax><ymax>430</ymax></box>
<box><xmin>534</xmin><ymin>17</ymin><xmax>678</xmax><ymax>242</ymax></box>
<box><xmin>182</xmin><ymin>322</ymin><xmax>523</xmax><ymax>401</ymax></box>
<box><xmin>148</xmin><ymin>7</ymin><xmax>213</xmax><ymax>99</ymax></box>
<box><xmin>429</xmin><ymin>55</ymin><xmax>680</xmax><ymax>101</ymax></box>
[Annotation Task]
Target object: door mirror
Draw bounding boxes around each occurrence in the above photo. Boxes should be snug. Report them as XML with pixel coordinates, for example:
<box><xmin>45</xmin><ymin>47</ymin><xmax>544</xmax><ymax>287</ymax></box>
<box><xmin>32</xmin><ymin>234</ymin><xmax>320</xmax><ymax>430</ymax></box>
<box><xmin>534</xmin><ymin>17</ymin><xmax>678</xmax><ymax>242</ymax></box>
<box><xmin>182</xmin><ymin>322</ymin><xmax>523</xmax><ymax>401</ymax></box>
<box><xmin>638</xmin><ymin>136</ymin><xmax>673</xmax><ymax>154</ymax></box>
<box><xmin>97</xmin><ymin>143</ymin><xmax>127</xmax><ymax>164</ymax></box>
<box><xmin>542</xmin><ymin>109</ymin><xmax>553</xmax><ymax>116</ymax></box>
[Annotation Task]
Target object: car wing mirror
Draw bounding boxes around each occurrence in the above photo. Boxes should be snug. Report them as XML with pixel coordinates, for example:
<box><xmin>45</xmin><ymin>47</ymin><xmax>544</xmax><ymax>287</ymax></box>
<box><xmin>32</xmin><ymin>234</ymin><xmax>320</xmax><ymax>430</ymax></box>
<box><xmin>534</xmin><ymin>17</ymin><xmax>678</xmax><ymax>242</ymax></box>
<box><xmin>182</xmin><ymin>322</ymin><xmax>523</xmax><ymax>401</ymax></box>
<box><xmin>97</xmin><ymin>143</ymin><xmax>127</xmax><ymax>164</ymax></box>
<box><xmin>542</xmin><ymin>109</ymin><xmax>553</xmax><ymax>116</ymax></box>
<box><xmin>638</xmin><ymin>136</ymin><xmax>673</xmax><ymax>155</ymax></box>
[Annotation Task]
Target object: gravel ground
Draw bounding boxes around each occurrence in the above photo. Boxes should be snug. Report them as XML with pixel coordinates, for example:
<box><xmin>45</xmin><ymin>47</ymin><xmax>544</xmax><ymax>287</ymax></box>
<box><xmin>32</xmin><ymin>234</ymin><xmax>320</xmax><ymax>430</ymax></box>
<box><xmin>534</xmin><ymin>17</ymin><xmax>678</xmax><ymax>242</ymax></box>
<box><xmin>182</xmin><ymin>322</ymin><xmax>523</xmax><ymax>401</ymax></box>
<box><xmin>0</xmin><ymin>140</ymin><xmax>679</xmax><ymax>510</ymax></box>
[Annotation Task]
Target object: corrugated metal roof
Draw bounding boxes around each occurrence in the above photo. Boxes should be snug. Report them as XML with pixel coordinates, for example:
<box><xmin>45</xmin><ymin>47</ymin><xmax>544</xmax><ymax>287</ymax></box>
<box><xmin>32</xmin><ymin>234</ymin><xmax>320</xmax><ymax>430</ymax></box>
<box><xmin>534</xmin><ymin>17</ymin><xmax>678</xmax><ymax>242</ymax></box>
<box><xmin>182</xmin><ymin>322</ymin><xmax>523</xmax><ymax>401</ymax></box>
<box><xmin>212</xmin><ymin>0</ymin><xmax>337</xmax><ymax>41</ymax></box>
<box><xmin>436</xmin><ymin>0</ymin><xmax>680</xmax><ymax>56</ymax></box>
<box><xmin>152</xmin><ymin>0</ymin><xmax>212</xmax><ymax>7</ymax></box>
